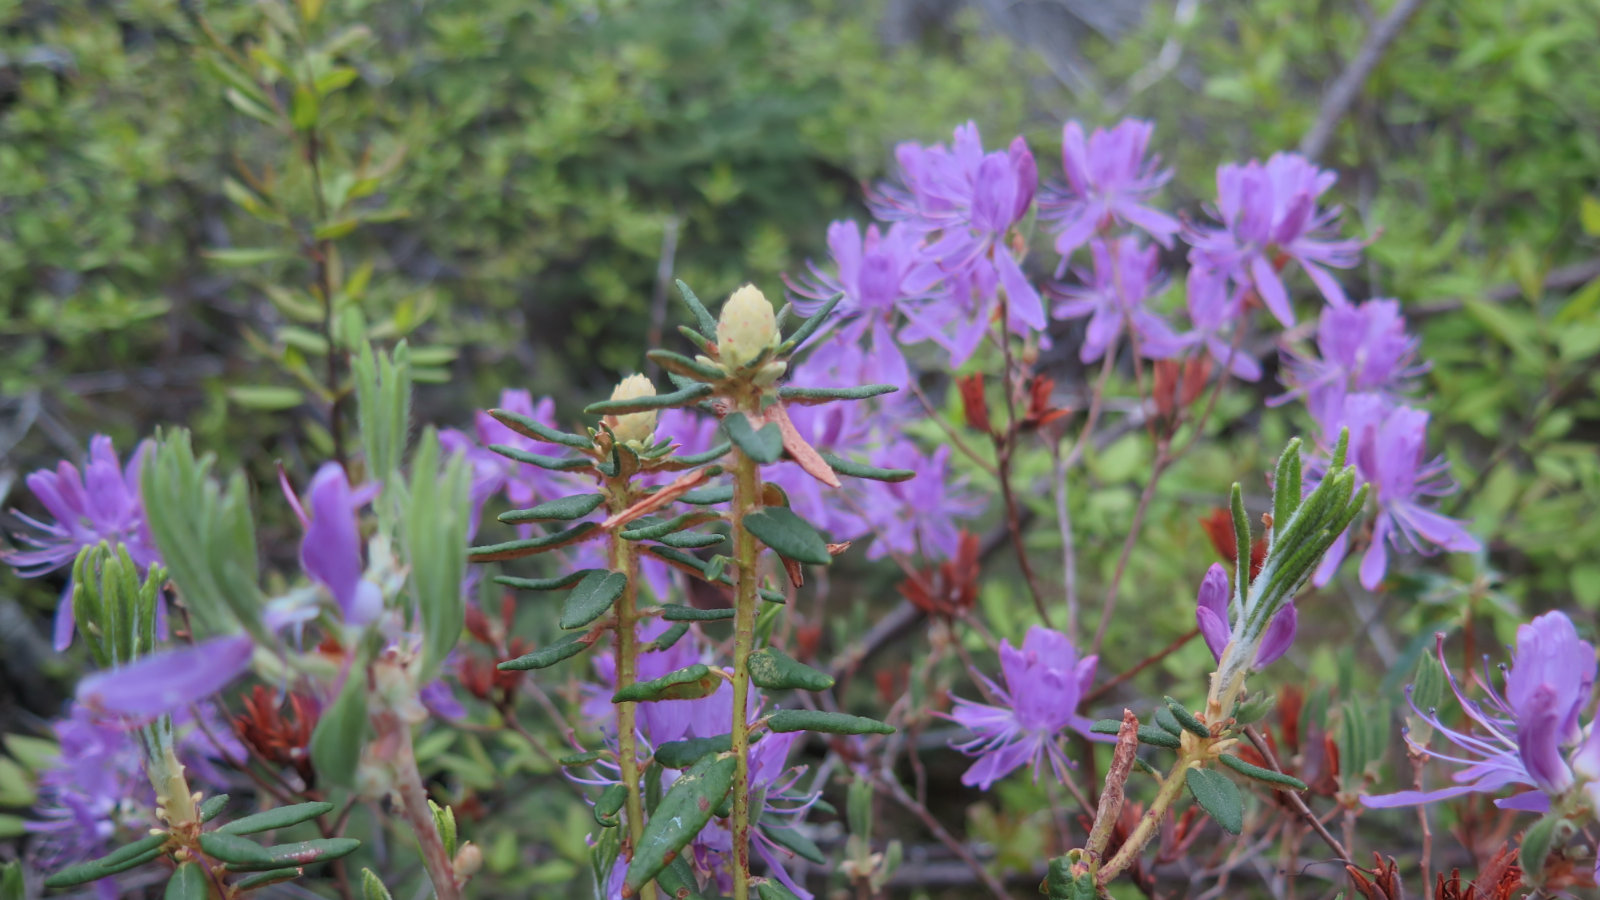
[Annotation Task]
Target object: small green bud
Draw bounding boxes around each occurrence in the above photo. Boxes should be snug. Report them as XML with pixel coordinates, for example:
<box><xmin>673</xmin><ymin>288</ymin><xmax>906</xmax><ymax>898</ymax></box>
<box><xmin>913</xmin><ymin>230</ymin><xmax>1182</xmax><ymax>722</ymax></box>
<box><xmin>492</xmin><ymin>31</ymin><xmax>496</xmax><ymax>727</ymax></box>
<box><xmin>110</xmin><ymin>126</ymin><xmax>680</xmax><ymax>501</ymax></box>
<box><xmin>603</xmin><ymin>374</ymin><xmax>658</xmax><ymax>445</ymax></box>
<box><xmin>716</xmin><ymin>284</ymin><xmax>778</xmax><ymax>369</ymax></box>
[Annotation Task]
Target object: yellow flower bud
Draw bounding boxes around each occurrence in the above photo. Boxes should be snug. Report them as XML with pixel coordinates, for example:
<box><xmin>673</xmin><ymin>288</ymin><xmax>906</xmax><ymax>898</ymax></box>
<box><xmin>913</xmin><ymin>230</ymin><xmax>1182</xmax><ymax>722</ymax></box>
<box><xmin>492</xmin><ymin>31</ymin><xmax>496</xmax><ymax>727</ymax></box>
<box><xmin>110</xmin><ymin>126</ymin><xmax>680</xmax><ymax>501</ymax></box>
<box><xmin>605</xmin><ymin>374</ymin><xmax>658</xmax><ymax>445</ymax></box>
<box><xmin>716</xmin><ymin>284</ymin><xmax>778</xmax><ymax>369</ymax></box>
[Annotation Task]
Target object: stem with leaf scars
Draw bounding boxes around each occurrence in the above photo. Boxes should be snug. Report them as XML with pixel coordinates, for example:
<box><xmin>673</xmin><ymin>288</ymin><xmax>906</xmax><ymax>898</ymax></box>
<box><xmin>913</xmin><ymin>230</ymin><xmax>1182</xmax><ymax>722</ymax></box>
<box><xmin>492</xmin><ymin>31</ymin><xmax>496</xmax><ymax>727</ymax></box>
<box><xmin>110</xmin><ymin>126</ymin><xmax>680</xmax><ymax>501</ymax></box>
<box><xmin>727</xmin><ymin>412</ymin><xmax>764</xmax><ymax>900</ymax></box>
<box><xmin>606</xmin><ymin>474</ymin><xmax>655</xmax><ymax>900</ymax></box>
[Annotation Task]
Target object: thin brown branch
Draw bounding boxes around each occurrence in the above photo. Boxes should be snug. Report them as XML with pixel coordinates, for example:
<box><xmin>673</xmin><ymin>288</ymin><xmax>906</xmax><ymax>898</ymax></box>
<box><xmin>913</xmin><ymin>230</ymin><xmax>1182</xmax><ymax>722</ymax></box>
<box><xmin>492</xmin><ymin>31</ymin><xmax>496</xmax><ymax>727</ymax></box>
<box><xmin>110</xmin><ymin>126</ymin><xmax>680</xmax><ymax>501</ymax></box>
<box><xmin>1299</xmin><ymin>0</ymin><xmax>1430</xmax><ymax>161</ymax></box>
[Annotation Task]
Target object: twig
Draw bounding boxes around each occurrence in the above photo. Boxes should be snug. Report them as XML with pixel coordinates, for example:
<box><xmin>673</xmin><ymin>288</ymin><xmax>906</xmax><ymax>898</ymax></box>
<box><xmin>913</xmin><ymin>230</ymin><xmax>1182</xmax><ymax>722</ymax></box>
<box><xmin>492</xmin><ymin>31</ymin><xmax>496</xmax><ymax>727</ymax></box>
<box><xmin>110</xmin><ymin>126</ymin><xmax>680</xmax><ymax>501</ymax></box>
<box><xmin>873</xmin><ymin>773</ymin><xmax>1012</xmax><ymax>900</ymax></box>
<box><xmin>1413</xmin><ymin>257</ymin><xmax>1600</xmax><ymax>316</ymax></box>
<box><xmin>1298</xmin><ymin>0</ymin><xmax>1430</xmax><ymax>161</ymax></box>
<box><xmin>1242</xmin><ymin>726</ymin><xmax>1350</xmax><ymax>862</ymax></box>
<box><xmin>644</xmin><ymin>215</ymin><xmax>681</xmax><ymax>379</ymax></box>
<box><xmin>1083</xmin><ymin>628</ymin><xmax>1200</xmax><ymax>706</ymax></box>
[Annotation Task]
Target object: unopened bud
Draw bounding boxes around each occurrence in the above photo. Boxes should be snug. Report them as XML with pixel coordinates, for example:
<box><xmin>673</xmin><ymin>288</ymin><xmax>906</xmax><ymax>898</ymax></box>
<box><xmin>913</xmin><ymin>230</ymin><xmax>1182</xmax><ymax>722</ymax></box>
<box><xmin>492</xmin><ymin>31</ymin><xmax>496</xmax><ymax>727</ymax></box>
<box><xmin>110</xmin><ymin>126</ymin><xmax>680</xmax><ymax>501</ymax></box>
<box><xmin>604</xmin><ymin>374</ymin><xmax>658</xmax><ymax>445</ymax></box>
<box><xmin>716</xmin><ymin>284</ymin><xmax>778</xmax><ymax>369</ymax></box>
<box><xmin>452</xmin><ymin>842</ymin><xmax>483</xmax><ymax>880</ymax></box>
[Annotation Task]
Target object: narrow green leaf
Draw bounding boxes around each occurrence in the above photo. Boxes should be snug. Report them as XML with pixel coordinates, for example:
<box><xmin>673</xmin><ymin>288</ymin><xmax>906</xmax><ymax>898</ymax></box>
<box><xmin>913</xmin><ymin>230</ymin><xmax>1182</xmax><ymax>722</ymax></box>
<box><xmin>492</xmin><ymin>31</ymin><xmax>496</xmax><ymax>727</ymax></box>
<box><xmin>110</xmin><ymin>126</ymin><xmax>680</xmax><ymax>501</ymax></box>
<box><xmin>1088</xmin><ymin>719</ymin><xmax>1180</xmax><ymax>749</ymax></box>
<box><xmin>778</xmin><ymin>293</ymin><xmax>841</xmax><ymax>351</ymax></box>
<box><xmin>647</xmin><ymin>622</ymin><xmax>691</xmax><ymax>651</ymax></box>
<box><xmin>757</xmin><ymin>881</ymin><xmax>805</xmax><ymax>900</ymax></box>
<box><xmin>204</xmin><ymin>246</ymin><xmax>292</xmax><ymax>267</ymax></box>
<box><xmin>226</xmin><ymin>385</ymin><xmax>304</xmax><ymax>411</ymax></box>
<box><xmin>233</xmin><ymin>868</ymin><xmax>304</xmax><ymax>890</ymax></box>
<box><xmin>653</xmin><ymin>734</ymin><xmax>733</xmax><ymax>769</ymax></box>
<box><xmin>1153</xmin><ymin>706</ymin><xmax>1183</xmax><ymax>736</ymax></box>
<box><xmin>819</xmin><ymin>452</ymin><xmax>914</xmax><ymax>482</ymax></box>
<box><xmin>585</xmin><ymin>384</ymin><xmax>713</xmax><ymax>415</ymax></box>
<box><xmin>613</xmin><ymin>664</ymin><xmax>720</xmax><ymax>702</ymax></box>
<box><xmin>499</xmin><ymin>493</ymin><xmax>605</xmax><ymax>523</ymax></box>
<box><xmin>722</xmin><ymin>415</ymin><xmax>784</xmax><ymax>464</ymax></box>
<box><xmin>647</xmin><ymin>349</ymin><xmax>725</xmax><ymax>382</ymax></box>
<box><xmin>680</xmin><ymin>485</ymin><xmax>735</xmax><ymax>505</ymax></box>
<box><xmin>1</xmin><ymin>862</ymin><xmax>22</xmax><ymax>900</ymax></box>
<box><xmin>361</xmin><ymin>868</ymin><xmax>394</xmax><ymax>900</ymax></box>
<box><xmin>626</xmin><ymin>753</ymin><xmax>738</xmax><ymax>892</ymax></box>
<box><xmin>309</xmin><ymin>670</ymin><xmax>369</xmax><ymax>789</ymax></box>
<box><xmin>656</xmin><ymin>530</ymin><xmax>724</xmax><ymax>549</ymax></box>
<box><xmin>1271</xmin><ymin>438</ymin><xmax>1303</xmax><ymax>545</ymax></box>
<box><xmin>748</xmin><ymin>646</ymin><xmax>835</xmax><ymax>692</ymax></box>
<box><xmin>469</xmin><ymin>522</ymin><xmax>600</xmax><ymax>561</ymax></box>
<box><xmin>620</xmin><ymin>512</ymin><xmax>721</xmax><ymax>541</ymax></box>
<box><xmin>778</xmin><ymin>384</ymin><xmax>897</xmax><ymax>404</ymax></box>
<box><xmin>164</xmin><ymin>862</ymin><xmax>211</xmax><ymax>900</ymax></box>
<box><xmin>594</xmin><ymin>783</ymin><xmax>627</xmax><ymax>827</ymax></box>
<box><xmin>291</xmin><ymin>83</ymin><xmax>319</xmax><ymax>129</ymax></box>
<box><xmin>1185</xmin><ymin>767</ymin><xmax>1244</xmax><ymax>835</ymax></box>
<box><xmin>44</xmin><ymin>844</ymin><xmax>167</xmax><ymax>888</ymax></box>
<box><xmin>1230</xmin><ymin>483</ymin><xmax>1251</xmax><ymax>598</ymax></box>
<box><xmin>760</xmin><ymin>822</ymin><xmax>826</xmax><ymax>865</ymax></box>
<box><xmin>660</xmin><ymin>605</ymin><xmax>735</xmax><ymax>621</ymax></box>
<box><xmin>560</xmin><ymin>571</ymin><xmax>627</xmax><ymax>630</ymax></box>
<box><xmin>744</xmin><ymin>508</ymin><xmax>831</xmax><ymax>565</ymax></box>
<box><xmin>199</xmin><ymin>833</ymin><xmax>361</xmax><ymax>872</ymax></box>
<box><xmin>1520</xmin><ymin>813</ymin><xmax>1566</xmax><ymax>884</ymax></box>
<box><xmin>1163</xmin><ymin>697</ymin><xmax>1211</xmax><ymax>738</ymax></box>
<box><xmin>668</xmin><ymin>443</ymin><xmax>731</xmax><ymax>467</ymax></box>
<box><xmin>559</xmin><ymin>749</ymin><xmax>604</xmax><ymax>767</ymax></box>
<box><xmin>766</xmin><ymin>710</ymin><xmax>893</xmax><ymax>735</ymax></box>
<box><xmin>487</xmin><ymin>444</ymin><xmax>592</xmax><ymax>471</ymax></box>
<box><xmin>494</xmin><ymin>570</ymin><xmax>594</xmax><ymax>591</ymax></box>
<box><xmin>216</xmin><ymin>801</ymin><xmax>335</xmax><ymax>835</ymax></box>
<box><xmin>199</xmin><ymin>794</ymin><xmax>230</xmax><ymax>823</ymax></box>
<box><xmin>1217</xmin><ymin>754</ymin><xmax>1309</xmax><ymax>791</ymax></box>
<box><xmin>488</xmin><ymin>409</ymin><xmax>591</xmax><ymax>449</ymax></box>
<box><xmin>656</xmin><ymin>857</ymin><xmax>707</xmax><ymax>900</ymax></box>
<box><xmin>675</xmin><ymin>280</ymin><xmax>719</xmax><ymax>337</ymax></box>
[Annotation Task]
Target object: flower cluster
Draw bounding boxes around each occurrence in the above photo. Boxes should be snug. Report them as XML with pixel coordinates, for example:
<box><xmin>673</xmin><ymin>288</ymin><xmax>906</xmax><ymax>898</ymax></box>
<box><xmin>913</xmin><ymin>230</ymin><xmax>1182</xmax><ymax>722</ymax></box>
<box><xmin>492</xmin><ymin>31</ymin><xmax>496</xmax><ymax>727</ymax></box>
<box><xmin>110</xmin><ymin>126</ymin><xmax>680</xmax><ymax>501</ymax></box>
<box><xmin>1363</xmin><ymin>612</ymin><xmax>1600</xmax><ymax>874</ymax></box>
<box><xmin>4</xmin><ymin>435</ymin><xmax>160</xmax><ymax>650</ymax></box>
<box><xmin>948</xmin><ymin>626</ymin><xmax>1105</xmax><ymax>790</ymax></box>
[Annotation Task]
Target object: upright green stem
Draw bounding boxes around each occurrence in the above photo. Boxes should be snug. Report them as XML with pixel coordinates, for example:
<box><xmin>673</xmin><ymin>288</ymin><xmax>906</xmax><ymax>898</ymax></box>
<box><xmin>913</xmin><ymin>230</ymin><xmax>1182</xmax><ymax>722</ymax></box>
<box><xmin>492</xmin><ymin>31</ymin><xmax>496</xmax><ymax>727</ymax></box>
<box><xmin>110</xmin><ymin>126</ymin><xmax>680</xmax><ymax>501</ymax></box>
<box><xmin>607</xmin><ymin>488</ymin><xmax>655</xmax><ymax>900</ymax></box>
<box><xmin>728</xmin><ymin>434</ymin><xmax>764</xmax><ymax>900</ymax></box>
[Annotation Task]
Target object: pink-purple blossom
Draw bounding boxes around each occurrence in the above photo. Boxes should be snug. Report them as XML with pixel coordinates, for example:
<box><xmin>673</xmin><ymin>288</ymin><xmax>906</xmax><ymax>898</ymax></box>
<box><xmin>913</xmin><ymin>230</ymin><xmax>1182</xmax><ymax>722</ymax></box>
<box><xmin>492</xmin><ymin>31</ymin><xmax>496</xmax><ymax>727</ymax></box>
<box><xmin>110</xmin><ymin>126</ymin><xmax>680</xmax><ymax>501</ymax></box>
<box><xmin>1275</xmin><ymin>299</ymin><xmax>1426</xmax><ymax>435</ymax></box>
<box><xmin>948</xmin><ymin>626</ymin><xmax>1105</xmax><ymax>790</ymax></box>
<box><xmin>1312</xmin><ymin>396</ymin><xmax>1480</xmax><ymax>589</ymax></box>
<box><xmin>1141</xmin><ymin>266</ymin><xmax>1262</xmax><ymax>381</ymax></box>
<box><xmin>4</xmin><ymin>435</ymin><xmax>161</xmax><ymax>650</ymax></box>
<box><xmin>870</xmin><ymin>122</ymin><xmax>1044</xmax><ymax>344</ymax></box>
<box><xmin>1186</xmin><ymin>153</ymin><xmax>1363</xmax><ymax>326</ymax></box>
<box><xmin>1040</xmin><ymin>119</ymin><xmax>1180</xmax><ymax>261</ymax></box>
<box><xmin>1362</xmin><ymin>612</ymin><xmax>1597</xmax><ymax>814</ymax></box>
<box><xmin>786</xmin><ymin>220</ymin><xmax>938</xmax><ymax>387</ymax></box>
<box><xmin>1050</xmin><ymin>236</ymin><xmax>1177</xmax><ymax>364</ymax></box>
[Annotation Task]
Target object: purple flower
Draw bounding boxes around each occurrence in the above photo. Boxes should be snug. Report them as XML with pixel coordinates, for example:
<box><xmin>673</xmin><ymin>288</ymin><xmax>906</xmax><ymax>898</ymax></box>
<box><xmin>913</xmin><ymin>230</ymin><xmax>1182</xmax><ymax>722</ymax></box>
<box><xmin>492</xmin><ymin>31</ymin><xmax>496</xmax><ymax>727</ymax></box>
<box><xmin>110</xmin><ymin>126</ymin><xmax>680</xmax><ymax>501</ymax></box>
<box><xmin>948</xmin><ymin>626</ymin><xmax>1104</xmax><ymax>790</ymax></box>
<box><xmin>1362</xmin><ymin>612</ymin><xmax>1596</xmax><ymax>812</ymax></box>
<box><xmin>1186</xmin><ymin>153</ymin><xmax>1363</xmax><ymax>326</ymax></box>
<box><xmin>763</xmin><ymin>402</ymin><xmax>874</xmax><ymax>544</ymax></box>
<box><xmin>855</xmin><ymin>443</ymin><xmax>983</xmax><ymax>562</ymax></box>
<box><xmin>1312</xmin><ymin>397</ymin><xmax>1480</xmax><ymax>589</ymax></box>
<box><xmin>1142</xmin><ymin>266</ymin><xmax>1262</xmax><ymax>381</ymax></box>
<box><xmin>5</xmin><ymin>435</ymin><xmax>161</xmax><ymax>650</ymax></box>
<box><xmin>1193</xmin><ymin>563</ymin><xmax>1297</xmax><ymax>668</ymax></box>
<box><xmin>786</xmin><ymin>220</ymin><xmax>939</xmax><ymax>387</ymax></box>
<box><xmin>871</xmin><ymin>123</ymin><xmax>1044</xmax><ymax>342</ymax></box>
<box><xmin>292</xmin><ymin>463</ymin><xmax>383</xmax><ymax>627</ymax></box>
<box><xmin>1040</xmin><ymin>119</ymin><xmax>1180</xmax><ymax>260</ymax></box>
<box><xmin>1050</xmin><ymin>236</ymin><xmax>1177</xmax><ymax>364</ymax></box>
<box><xmin>1275</xmin><ymin>299</ymin><xmax>1426</xmax><ymax>435</ymax></box>
<box><xmin>29</xmin><ymin>701</ymin><xmax>239</xmax><ymax>877</ymax></box>
<box><xmin>77</xmin><ymin>634</ymin><xmax>256</xmax><ymax>719</ymax></box>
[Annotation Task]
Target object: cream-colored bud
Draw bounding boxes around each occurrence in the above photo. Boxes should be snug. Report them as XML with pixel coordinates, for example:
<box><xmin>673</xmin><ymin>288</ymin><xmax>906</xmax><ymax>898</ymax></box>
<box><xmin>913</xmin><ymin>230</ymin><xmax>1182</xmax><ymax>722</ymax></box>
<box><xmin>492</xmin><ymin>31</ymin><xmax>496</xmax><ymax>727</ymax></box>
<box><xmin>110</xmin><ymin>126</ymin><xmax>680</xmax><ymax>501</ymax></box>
<box><xmin>605</xmin><ymin>374</ymin><xmax>658</xmax><ymax>445</ymax></box>
<box><xmin>716</xmin><ymin>284</ymin><xmax>778</xmax><ymax>369</ymax></box>
<box><xmin>452</xmin><ymin>842</ymin><xmax>483</xmax><ymax>879</ymax></box>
